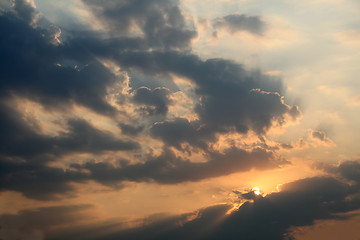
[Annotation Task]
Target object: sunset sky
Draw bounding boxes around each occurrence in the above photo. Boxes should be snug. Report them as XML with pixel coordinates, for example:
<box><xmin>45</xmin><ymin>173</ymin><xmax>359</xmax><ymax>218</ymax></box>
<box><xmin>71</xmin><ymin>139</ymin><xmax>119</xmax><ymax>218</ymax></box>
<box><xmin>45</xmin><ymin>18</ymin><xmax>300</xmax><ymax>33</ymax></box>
<box><xmin>1</xmin><ymin>0</ymin><xmax>360</xmax><ymax>239</ymax></box>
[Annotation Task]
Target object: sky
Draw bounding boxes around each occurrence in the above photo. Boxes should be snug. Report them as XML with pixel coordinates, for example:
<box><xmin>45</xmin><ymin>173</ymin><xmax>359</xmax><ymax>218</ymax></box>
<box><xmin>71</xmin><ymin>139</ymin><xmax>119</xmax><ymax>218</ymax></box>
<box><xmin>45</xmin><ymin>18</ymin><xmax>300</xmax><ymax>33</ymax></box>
<box><xmin>0</xmin><ymin>0</ymin><xmax>360</xmax><ymax>239</ymax></box>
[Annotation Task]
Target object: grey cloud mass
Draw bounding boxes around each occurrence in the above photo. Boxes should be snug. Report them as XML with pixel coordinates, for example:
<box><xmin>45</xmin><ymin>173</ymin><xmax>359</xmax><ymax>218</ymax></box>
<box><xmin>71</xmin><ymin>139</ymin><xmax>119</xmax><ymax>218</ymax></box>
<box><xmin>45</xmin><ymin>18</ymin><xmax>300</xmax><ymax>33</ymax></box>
<box><xmin>213</xmin><ymin>14</ymin><xmax>267</xmax><ymax>35</ymax></box>
<box><xmin>82</xmin><ymin>147</ymin><xmax>285</xmax><ymax>185</ymax></box>
<box><xmin>312</xmin><ymin>130</ymin><xmax>332</xmax><ymax>143</ymax></box>
<box><xmin>0</xmin><ymin>159</ymin><xmax>86</xmax><ymax>199</ymax></box>
<box><xmin>150</xmin><ymin>118</ymin><xmax>213</xmax><ymax>150</ymax></box>
<box><xmin>0</xmin><ymin>5</ymin><xmax>118</xmax><ymax>115</ymax></box>
<box><xmin>112</xmin><ymin>52</ymin><xmax>299</xmax><ymax>140</ymax></box>
<box><xmin>0</xmin><ymin>145</ymin><xmax>283</xmax><ymax>200</ymax></box>
<box><xmin>0</xmin><ymin>102</ymin><xmax>138</xmax><ymax>160</ymax></box>
<box><xmin>132</xmin><ymin>86</ymin><xmax>172</xmax><ymax>115</ymax></box>
<box><xmin>83</xmin><ymin>0</ymin><xmax>197</xmax><ymax>50</ymax></box>
<box><xmin>118</xmin><ymin>122</ymin><xmax>144</xmax><ymax>136</ymax></box>
<box><xmin>1</xmin><ymin>1</ymin><xmax>359</xmax><ymax>239</ymax></box>
<box><xmin>0</xmin><ymin>0</ymin><xmax>300</xmax><ymax>200</ymax></box>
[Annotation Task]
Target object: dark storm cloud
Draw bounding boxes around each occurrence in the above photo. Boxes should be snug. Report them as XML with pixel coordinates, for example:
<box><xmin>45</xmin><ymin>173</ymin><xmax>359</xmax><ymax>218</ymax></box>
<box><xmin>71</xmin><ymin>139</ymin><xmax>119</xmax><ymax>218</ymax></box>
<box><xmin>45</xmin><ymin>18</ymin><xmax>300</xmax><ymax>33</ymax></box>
<box><xmin>196</xmin><ymin>88</ymin><xmax>299</xmax><ymax>135</ymax></box>
<box><xmin>56</xmin><ymin>118</ymin><xmax>139</xmax><ymax>154</ymax></box>
<box><xmin>0</xmin><ymin>159</ymin><xmax>87</xmax><ymax>199</ymax></box>
<box><xmin>0</xmin><ymin>102</ymin><xmax>138</xmax><ymax>160</ymax></box>
<box><xmin>29</xmin><ymin>162</ymin><xmax>360</xmax><ymax>240</ymax></box>
<box><xmin>1</xmin><ymin>0</ymin><xmax>295</xmax><ymax>136</ymax></box>
<box><xmin>0</xmin><ymin>102</ymin><xmax>52</xmax><ymax>159</ymax></box>
<box><xmin>112</xmin><ymin>52</ymin><xmax>299</xmax><ymax>143</ymax></box>
<box><xmin>0</xmin><ymin>0</ymin><xmax>300</xmax><ymax>200</ymax></box>
<box><xmin>83</xmin><ymin>0</ymin><xmax>197</xmax><ymax>50</ymax></box>
<box><xmin>213</xmin><ymin>14</ymin><xmax>266</xmax><ymax>35</ymax></box>
<box><xmin>206</xmin><ymin>176</ymin><xmax>360</xmax><ymax>240</ymax></box>
<box><xmin>150</xmin><ymin>118</ymin><xmax>213</xmax><ymax>150</ymax></box>
<box><xmin>2</xmin><ymin>1</ymin><xmax>360</xmax><ymax>240</ymax></box>
<box><xmin>127</xmin><ymin>70</ymin><xmax>179</xmax><ymax>92</ymax></box>
<box><xmin>0</xmin><ymin>114</ymin><xmax>139</xmax><ymax>200</ymax></box>
<box><xmin>82</xmin><ymin>147</ymin><xmax>285</xmax><ymax>185</ymax></box>
<box><xmin>66</xmin><ymin>0</ymin><xmax>299</xmax><ymax>168</ymax></box>
<box><xmin>118</xmin><ymin>123</ymin><xmax>144</xmax><ymax>136</ymax></box>
<box><xmin>330</xmin><ymin>160</ymin><xmax>360</xmax><ymax>183</ymax></box>
<box><xmin>9</xmin><ymin>0</ymin><xmax>36</xmax><ymax>24</ymax></box>
<box><xmin>0</xmin><ymin>2</ymin><xmax>119</xmax><ymax>115</ymax></box>
<box><xmin>0</xmin><ymin>106</ymin><xmax>139</xmax><ymax>200</ymax></box>
<box><xmin>0</xmin><ymin>144</ymin><xmax>282</xmax><ymax>199</ymax></box>
<box><xmin>72</xmin><ymin>1</ymin><xmax>298</xmax><ymax>143</ymax></box>
<box><xmin>0</xmin><ymin>101</ymin><xmax>138</xmax><ymax>199</ymax></box>
<box><xmin>132</xmin><ymin>86</ymin><xmax>172</xmax><ymax>115</ymax></box>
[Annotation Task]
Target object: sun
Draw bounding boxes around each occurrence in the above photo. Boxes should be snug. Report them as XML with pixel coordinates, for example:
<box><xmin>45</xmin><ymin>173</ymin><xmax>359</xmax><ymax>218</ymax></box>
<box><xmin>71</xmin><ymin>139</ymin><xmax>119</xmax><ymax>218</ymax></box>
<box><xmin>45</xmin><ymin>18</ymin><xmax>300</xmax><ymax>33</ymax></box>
<box><xmin>252</xmin><ymin>187</ymin><xmax>261</xmax><ymax>195</ymax></box>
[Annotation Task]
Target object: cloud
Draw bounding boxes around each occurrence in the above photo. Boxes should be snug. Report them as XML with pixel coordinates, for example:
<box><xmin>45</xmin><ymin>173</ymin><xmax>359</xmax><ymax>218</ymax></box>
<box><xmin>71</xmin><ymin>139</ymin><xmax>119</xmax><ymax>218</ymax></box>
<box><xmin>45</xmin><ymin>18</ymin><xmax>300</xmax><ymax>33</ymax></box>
<box><xmin>118</xmin><ymin>123</ymin><xmax>144</xmax><ymax>136</ymax></box>
<box><xmin>0</xmin><ymin>0</ymin><xmax>300</xmax><ymax>200</ymax></box>
<box><xmin>0</xmin><ymin>2</ymin><xmax>126</xmax><ymax>116</ymax></box>
<box><xmin>0</xmin><ymin>159</ymin><xmax>87</xmax><ymax>200</ymax></box>
<box><xmin>213</xmin><ymin>14</ymin><xmax>267</xmax><ymax>36</ymax></box>
<box><xmin>0</xmin><ymin>104</ymin><xmax>138</xmax><ymax>199</ymax></box>
<box><xmin>83</xmin><ymin>0</ymin><xmax>197</xmax><ymax>50</ymax></box>
<box><xmin>81</xmin><ymin>146</ymin><xmax>285</xmax><ymax>185</ymax></box>
<box><xmin>0</xmin><ymin>142</ymin><xmax>283</xmax><ymax>200</ymax></box>
<box><xmin>311</xmin><ymin>130</ymin><xmax>333</xmax><ymax>144</ymax></box>
<box><xmin>56</xmin><ymin>118</ymin><xmax>139</xmax><ymax>153</ymax></box>
<box><xmin>150</xmin><ymin>118</ymin><xmax>213</xmax><ymax>150</ymax></box>
<box><xmin>330</xmin><ymin>160</ymin><xmax>360</xmax><ymax>183</ymax></box>
<box><xmin>277</xmin><ymin>129</ymin><xmax>335</xmax><ymax>151</ymax></box>
<box><xmin>9</xmin><ymin>0</ymin><xmax>38</xmax><ymax>25</ymax></box>
<box><xmin>15</xmin><ymin>161</ymin><xmax>360</xmax><ymax>240</ymax></box>
<box><xmin>132</xmin><ymin>87</ymin><xmax>172</xmax><ymax>115</ymax></box>
<box><xmin>1</xmin><ymin>1</ymin><xmax>359</xmax><ymax>240</ymax></box>
<box><xmin>67</xmin><ymin>1</ymin><xmax>299</xmax><ymax>142</ymax></box>
<box><xmin>0</xmin><ymin>102</ymin><xmax>139</xmax><ymax>160</ymax></box>
<box><xmin>112</xmin><ymin>52</ymin><xmax>299</xmax><ymax>138</ymax></box>
<box><xmin>209</xmin><ymin>175</ymin><xmax>360</xmax><ymax>240</ymax></box>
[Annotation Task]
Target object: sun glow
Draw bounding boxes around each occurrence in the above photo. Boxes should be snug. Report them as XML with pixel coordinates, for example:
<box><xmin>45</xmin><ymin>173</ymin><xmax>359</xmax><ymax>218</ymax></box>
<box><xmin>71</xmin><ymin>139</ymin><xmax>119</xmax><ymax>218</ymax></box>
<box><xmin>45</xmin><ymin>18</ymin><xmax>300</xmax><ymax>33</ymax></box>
<box><xmin>252</xmin><ymin>187</ymin><xmax>261</xmax><ymax>195</ymax></box>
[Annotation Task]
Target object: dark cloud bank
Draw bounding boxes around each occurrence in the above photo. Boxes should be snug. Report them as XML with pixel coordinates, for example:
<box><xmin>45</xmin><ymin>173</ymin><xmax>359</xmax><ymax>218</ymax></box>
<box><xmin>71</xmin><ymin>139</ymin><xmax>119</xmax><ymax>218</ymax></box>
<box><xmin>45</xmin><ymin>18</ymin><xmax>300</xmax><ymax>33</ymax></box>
<box><xmin>2</xmin><ymin>1</ymin><xmax>359</xmax><ymax>239</ymax></box>
<box><xmin>0</xmin><ymin>0</ymin><xmax>300</xmax><ymax>200</ymax></box>
<box><xmin>2</xmin><ymin>161</ymin><xmax>360</xmax><ymax>240</ymax></box>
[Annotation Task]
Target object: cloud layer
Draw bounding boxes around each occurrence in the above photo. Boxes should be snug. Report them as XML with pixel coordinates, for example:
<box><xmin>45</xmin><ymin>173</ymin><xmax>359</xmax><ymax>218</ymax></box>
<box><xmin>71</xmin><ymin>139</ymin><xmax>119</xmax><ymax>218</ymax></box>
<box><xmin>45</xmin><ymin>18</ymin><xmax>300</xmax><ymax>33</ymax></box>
<box><xmin>0</xmin><ymin>0</ymin><xmax>301</xmax><ymax>200</ymax></box>
<box><xmin>1</xmin><ymin>1</ymin><xmax>360</xmax><ymax>239</ymax></box>
<box><xmin>3</xmin><ymin>161</ymin><xmax>359</xmax><ymax>239</ymax></box>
